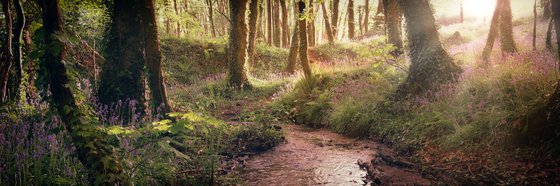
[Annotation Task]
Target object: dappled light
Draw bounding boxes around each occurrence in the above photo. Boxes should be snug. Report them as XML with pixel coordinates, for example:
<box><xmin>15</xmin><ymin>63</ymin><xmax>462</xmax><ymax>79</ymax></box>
<box><xmin>1</xmin><ymin>0</ymin><xmax>560</xmax><ymax>185</ymax></box>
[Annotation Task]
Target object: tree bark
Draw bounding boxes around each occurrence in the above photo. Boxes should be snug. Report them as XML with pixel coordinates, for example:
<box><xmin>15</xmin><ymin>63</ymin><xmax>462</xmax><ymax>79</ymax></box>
<box><xmin>364</xmin><ymin>0</ymin><xmax>370</xmax><ymax>33</ymax></box>
<box><xmin>534</xmin><ymin>0</ymin><xmax>538</xmax><ymax>51</ymax></box>
<box><xmin>394</xmin><ymin>0</ymin><xmax>462</xmax><ymax>100</ymax></box>
<box><xmin>460</xmin><ymin>1</ymin><xmax>464</xmax><ymax>23</ymax></box>
<box><xmin>383</xmin><ymin>0</ymin><xmax>403</xmax><ymax>56</ymax></box>
<box><xmin>347</xmin><ymin>0</ymin><xmax>355</xmax><ymax>39</ymax></box>
<box><xmin>321</xmin><ymin>2</ymin><xmax>334</xmax><ymax>45</ymax></box>
<box><xmin>0</xmin><ymin>0</ymin><xmax>13</xmax><ymax>104</ymax></box>
<box><xmin>267</xmin><ymin>0</ymin><xmax>273</xmax><ymax>44</ymax></box>
<box><xmin>142</xmin><ymin>0</ymin><xmax>171</xmax><ymax>114</ymax></box>
<box><xmin>164</xmin><ymin>0</ymin><xmax>172</xmax><ymax>35</ymax></box>
<box><xmin>273</xmin><ymin>0</ymin><xmax>281</xmax><ymax>47</ymax></box>
<box><xmin>98</xmin><ymin>0</ymin><xmax>146</xmax><ymax>117</ymax></box>
<box><xmin>482</xmin><ymin>0</ymin><xmax>503</xmax><ymax>62</ymax></box>
<box><xmin>206</xmin><ymin>0</ymin><xmax>217</xmax><ymax>37</ymax></box>
<box><xmin>248</xmin><ymin>0</ymin><xmax>260</xmax><ymax>64</ymax></box>
<box><xmin>499</xmin><ymin>0</ymin><xmax>517</xmax><ymax>53</ymax></box>
<box><xmin>546</xmin><ymin>17</ymin><xmax>554</xmax><ymax>51</ymax></box>
<box><xmin>280</xmin><ymin>0</ymin><xmax>289</xmax><ymax>48</ymax></box>
<box><xmin>306</xmin><ymin>0</ymin><xmax>315</xmax><ymax>47</ymax></box>
<box><xmin>331</xmin><ymin>0</ymin><xmax>339</xmax><ymax>37</ymax></box>
<box><xmin>40</xmin><ymin>0</ymin><xmax>126</xmax><ymax>184</ymax></box>
<box><xmin>287</xmin><ymin>1</ymin><xmax>299</xmax><ymax>74</ymax></box>
<box><xmin>298</xmin><ymin>1</ymin><xmax>312</xmax><ymax>78</ymax></box>
<box><xmin>12</xmin><ymin>0</ymin><xmax>24</xmax><ymax>102</ymax></box>
<box><xmin>228</xmin><ymin>0</ymin><xmax>250</xmax><ymax>89</ymax></box>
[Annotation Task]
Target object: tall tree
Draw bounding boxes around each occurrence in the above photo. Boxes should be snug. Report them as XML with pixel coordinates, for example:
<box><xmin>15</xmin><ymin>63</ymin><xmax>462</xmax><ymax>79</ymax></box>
<box><xmin>206</xmin><ymin>0</ymin><xmax>217</xmax><ymax>37</ymax></box>
<box><xmin>12</xmin><ymin>0</ymin><xmax>25</xmax><ymax>102</ymax></box>
<box><xmin>331</xmin><ymin>0</ymin><xmax>339</xmax><ymax>37</ymax></box>
<box><xmin>228</xmin><ymin>0</ymin><xmax>251</xmax><ymax>88</ymax></box>
<box><xmin>546</xmin><ymin>17</ymin><xmax>555</xmax><ymax>51</ymax></box>
<box><xmin>347</xmin><ymin>0</ymin><xmax>355</xmax><ymax>39</ymax></box>
<box><xmin>173</xmin><ymin>0</ymin><xmax>180</xmax><ymax>36</ymax></box>
<box><xmin>321</xmin><ymin>1</ymin><xmax>334</xmax><ymax>45</ymax></box>
<box><xmin>460</xmin><ymin>1</ymin><xmax>464</xmax><ymax>23</ymax></box>
<box><xmin>499</xmin><ymin>0</ymin><xmax>517</xmax><ymax>53</ymax></box>
<box><xmin>394</xmin><ymin>0</ymin><xmax>462</xmax><ymax>100</ymax></box>
<box><xmin>142</xmin><ymin>0</ymin><xmax>171</xmax><ymax>113</ymax></box>
<box><xmin>383</xmin><ymin>0</ymin><xmax>403</xmax><ymax>56</ymax></box>
<box><xmin>0</xmin><ymin>0</ymin><xmax>13</xmax><ymax>104</ymax></box>
<box><xmin>273</xmin><ymin>0</ymin><xmax>281</xmax><ymax>47</ymax></box>
<box><xmin>307</xmin><ymin>0</ymin><xmax>316</xmax><ymax>46</ymax></box>
<box><xmin>248</xmin><ymin>0</ymin><xmax>260</xmax><ymax>64</ymax></box>
<box><xmin>364</xmin><ymin>0</ymin><xmax>370</xmax><ymax>33</ymax></box>
<box><xmin>287</xmin><ymin>1</ymin><xmax>299</xmax><ymax>74</ymax></box>
<box><xmin>40</xmin><ymin>0</ymin><xmax>125</xmax><ymax>184</ymax></box>
<box><xmin>298</xmin><ymin>1</ymin><xmax>312</xmax><ymax>78</ymax></box>
<box><xmin>98</xmin><ymin>0</ymin><xmax>146</xmax><ymax>116</ymax></box>
<box><xmin>482</xmin><ymin>0</ymin><xmax>517</xmax><ymax>62</ymax></box>
<box><xmin>534</xmin><ymin>0</ymin><xmax>538</xmax><ymax>51</ymax></box>
<box><xmin>280</xmin><ymin>0</ymin><xmax>290</xmax><ymax>48</ymax></box>
<box><xmin>267</xmin><ymin>0</ymin><xmax>273</xmax><ymax>44</ymax></box>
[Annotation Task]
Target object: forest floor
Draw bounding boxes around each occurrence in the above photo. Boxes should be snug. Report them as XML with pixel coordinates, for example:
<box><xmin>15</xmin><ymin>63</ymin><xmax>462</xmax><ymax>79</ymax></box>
<box><xmin>211</xmin><ymin>87</ymin><xmax>431</xmax><ymax>185</ymax></box>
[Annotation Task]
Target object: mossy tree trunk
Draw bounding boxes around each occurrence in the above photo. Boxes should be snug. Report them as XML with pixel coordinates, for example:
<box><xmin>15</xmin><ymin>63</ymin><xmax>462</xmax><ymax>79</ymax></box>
<box><xmin>364</xmin><ymin>0</ymin><xmax>370</xmax><ymax>33</ymax></box>
<box><xmin>331</xmin><ymin>0</ymin><xmax>339</xmax><ymax>37</ymax></box>
<box><xmin>499</xmin><ymin>0</ymin><xmax>518</xmax><ymax>53</ymax></box>
<box><xmin>383</xmin><ymin>0</ymin><xmax>403</xmax><ymax>56</ymax></box>
<box><xmin>394</xmin><ymin>0</ymin><xmax>462</xmax><ymax>100</ymax></box>
<box><xmin>287</xmin><ymin>2</ymin><xmax>299</xmax><ymax>74</ymax></box>
<box><xmin>298</xmin><ymin>1</ymin><xmax>312</xmax><ymax>78</ymax></box>
<box><xmin>228</xmin><ymin>0</ymin><xmax>251</xmax><ymax>89</ymax></box>
<box><xmin>98</xmin><ymin>0</ymin><xmax>146</xmax><ymax>117</ymax></box>
<box><xmin>321</xmin><ymin>1</ymin><xmax>334</xmax><ymax>45</ymax></box>
<box><xmin>280</xmin><ymin>0</ymin><xmax>290</xmax><ymax>48</ymax></box>
<box><xmin>40</xmin><ymin>0</ymin><xmax>126</xmax><ymax>184</ymax></box>
<box><xmin>307</xmin><ymin>0</ymin><xmax>316</xmax><ymax>47</ymax></box>
<box><xmin>12</xmin><ymin>0</ymin><xmax>24</xmax><ymax>103</ymax></box>
<box><xmin>248</xmin><ymin>0</ymin><xmax>260</xmax><ymax>64</ymax></box>
<box><xmin>0</xmin><ymin>0</ymin><xmax>13</xmax><ymax>104</ymax></box>
<box><xmin>142</xmin><ymin>0</ymin><xmax>171</xmax><ymax>114</ymax></box>
<box><xmin>347</xmin><ymin>0</ymin><xmax>355</xmax><ymax>39</ymax></box>
<box><xmin>482</xmin><ymin>0</ymin><xmax>503</xmax><ymax>62</ymax></box>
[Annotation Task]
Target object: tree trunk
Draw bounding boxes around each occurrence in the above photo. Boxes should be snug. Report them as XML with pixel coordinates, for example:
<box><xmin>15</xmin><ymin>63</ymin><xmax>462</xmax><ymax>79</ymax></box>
<box><xmin>482</xmin><ymin>0</ymin><xmax>503</xmax><ymax>62</ymax></box>
<box><xmin>499</xmin><ymin>0</ymin><xmax>518</xmax><ymax>53</ymax></box>
<box><xmin>306</xmin><ymin>0</ymin><xmax>315</xmax><ymax>47</ymax></box>
<box><xmin>165</xmin><ymin>0</ymin><xmax>172</xmax><ymax>35</ymax></box>
<box><xmin>207</xmin><ymin>0</ymin><xmax>217</xmax><ymax>37</ymax></box>
<box><xmin>257</xmin><ymin>1</ymin><xmax>265</xmax><ymax>39</ymax></box>
<box><xmin>280</xmin><ymin>0</ymin><xmax>289</xmax><ymax>48</ymax></box>
<box><xmin>248</xmin><ymin>0</ymin><xmax>260</xmax><ymax>64</ymax></box>
<box><xmin>394</xmin><ymin>0</ymin><xmax>462</xmax><ymax>100</ymax></box>
<box><xmin>546</xmin><ymin>17</ymin><xmax>554</xmax><ymax>51</ymax></box>
<box><xmin>298</xmin><ymin>1</ymin><xmax>312</xmax><ymax>78</ymax></box>
<box><xmin>384</xmin><ymin>0</ymin><xmax>403</xmax><ymax>56</ymax></box>
<box><xmin>98</xmin><ymin>0</ymin><xmax>146</xmax><ymax>117</ymax></box>
<box><xmin>553</xmin><ymin>0</ymin><xmax>560</xmax><ymax>64</ymax></box>
<box><xmin>228</xmin><ymin>0</ymin><xmax>250</xmax><ymax>89</ymax></box>
<box><xmin>12</xmin><ymin>0</ymin><xmax>24</xmax><ymax>102</ymax></box>
<box><xmin>273</xmin><ymin>0</ymin><xmax>281</xmax><ymax>47</ymax></box>
<box><xmin>267</xmin><ymin>0</ymin><xmax>273</xmax><ymax>44</ymax></box>
<box><xmin>331</xmin><ymin>0</ymin><xmax>339</xmax><ymax>37</ymax></box>
<box><xmin>543</xmin><ymin>0</ymin><xmax>551</xmax><ymax>21</ymax></box>
<box><xmin>287</xmin><ymin>1</ymin><xmax>299</xmax><ymax>74</ymax></box>
<box><xmin>534</xmin><ymin>0</ymin><xmax>538</xmax><ymax>51</ymax></box>
<box><xmin>40</xmin><ymin>0</ymin><xmax>126</xmax><ymax>184</ymax></box>
<box><xmin>321</xmin><ymin>2</ymin><xmax>334</xmax><ymax>45</ymax></box>
<box><xmin>364</xmin><ymin>0</ymin><xmax>369</xmax><ymax>33</ymax></box>
<box><xmin>142</xmin><ymin>0</ymin><xmax>171</xmax><ymax>114</ymax></box>
<box><xmin>173</xmin><ymin>0</ymin><xmax>181</xmax><ymax>37</ymax></box>
<box><xmin>460</xmin><ymin>1</ymin><xmax>464</xmax><ymax>23</ymax></box>
<box><xmin>347</xmin><ymin>0</ymin><xmax>355</xmax><ymax>39</ymax></box>
<box><xmin>0</xmin><ymin>0</ymin><xmax>13</xmax><ymax>104</ymax></box>
<box><xmin>358</xmin><ymin>6</ymin><xmax>363</xmax><ymax>34</ymax></box>
<box><xmin>376</xmin><ymin>0</ymin><xmax>384</xmax><ymax>16</ymax></box>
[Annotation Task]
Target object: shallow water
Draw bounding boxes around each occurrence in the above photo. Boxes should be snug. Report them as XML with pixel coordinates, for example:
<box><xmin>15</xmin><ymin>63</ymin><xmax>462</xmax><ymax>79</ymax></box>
<box><xmin>236</xmin><ymin>124</ymin><xmax>431</xmax><ymax>186</ymax></box>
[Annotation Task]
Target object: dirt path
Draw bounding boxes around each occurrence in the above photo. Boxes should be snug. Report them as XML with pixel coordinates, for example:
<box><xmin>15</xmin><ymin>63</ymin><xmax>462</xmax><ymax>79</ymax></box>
<box><xmin>235</xmin><ymin>124</ymin><xmax>431</xmax><ymax>186</ymax></box>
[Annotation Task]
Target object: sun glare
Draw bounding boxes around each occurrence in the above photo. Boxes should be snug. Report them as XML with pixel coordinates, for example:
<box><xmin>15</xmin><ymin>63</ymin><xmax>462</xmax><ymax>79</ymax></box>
<box><xmin>463</xmin><ymin>0</ymin><xmax>496</xmax><ymax>20</ymax></box>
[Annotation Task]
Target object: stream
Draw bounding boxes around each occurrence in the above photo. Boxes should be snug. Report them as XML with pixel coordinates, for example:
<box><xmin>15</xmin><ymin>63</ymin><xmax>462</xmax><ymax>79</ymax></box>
<box><xmin>236</xmin><ymin>124</ymin><xmax>431</xmax><ymax>185</ymax></box>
